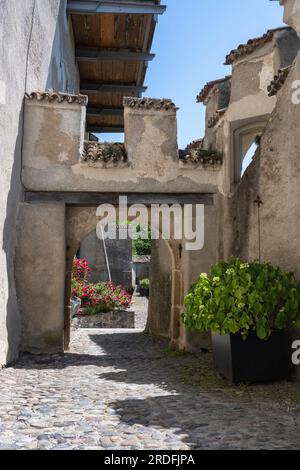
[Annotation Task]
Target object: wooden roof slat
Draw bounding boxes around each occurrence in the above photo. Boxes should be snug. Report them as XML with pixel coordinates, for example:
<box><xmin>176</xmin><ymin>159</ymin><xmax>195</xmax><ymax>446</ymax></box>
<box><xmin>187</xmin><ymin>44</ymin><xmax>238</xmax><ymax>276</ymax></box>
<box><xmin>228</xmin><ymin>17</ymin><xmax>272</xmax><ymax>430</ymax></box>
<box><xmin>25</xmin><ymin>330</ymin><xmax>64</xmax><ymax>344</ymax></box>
<box><xmin>81</xmin><ymin>82</ymin><xmax>146</xmax><ymax>92</ymax></box>
<box><xmin>87</xmin><ymin>107</ymin><xmax>124</xmax><ymax>117</ymax></box>
<box><xmin>70</xmin><ymin>3</ymin><xmax>166</xmax><ymax>134</ymax></box>
<box><xmin>86</xmin><ymin>126</ymin><xmax>125</xmax><ymax>133</ymax></box>
<box><xmin>67</xmin><ymin>1</ymin><xmax>167</xmax><ymax>16</ymax></box>
<box><xmin>75</xmin><ymin>47</ymin><xmax>155</xmax><ymax>61</ymax></box>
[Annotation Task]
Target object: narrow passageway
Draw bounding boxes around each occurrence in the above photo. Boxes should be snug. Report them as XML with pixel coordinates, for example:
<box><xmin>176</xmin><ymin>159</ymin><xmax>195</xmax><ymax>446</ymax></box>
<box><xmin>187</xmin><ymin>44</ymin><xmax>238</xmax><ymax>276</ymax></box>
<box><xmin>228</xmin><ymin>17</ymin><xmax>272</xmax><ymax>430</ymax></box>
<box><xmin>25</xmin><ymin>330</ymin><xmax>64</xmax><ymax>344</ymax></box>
<box><xmin>0</xmin><ymin>329</ymin><xmax>299</xmax><ymax>450</ymax></box>
<box><xmin>131</xmin><ymin>294</ymin><xmax>149</xmax><ymax>330</ymax></box>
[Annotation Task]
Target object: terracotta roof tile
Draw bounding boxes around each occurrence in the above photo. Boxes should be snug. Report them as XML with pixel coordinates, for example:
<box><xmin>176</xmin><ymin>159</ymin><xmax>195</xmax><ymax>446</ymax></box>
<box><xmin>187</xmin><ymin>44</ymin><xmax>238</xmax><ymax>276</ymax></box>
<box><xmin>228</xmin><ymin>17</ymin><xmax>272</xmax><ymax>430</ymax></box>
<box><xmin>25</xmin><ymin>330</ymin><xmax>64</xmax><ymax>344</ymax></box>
<box><xmin>123</xmin><ymin>97</ymin><xmax>178</xmax><ymax>111</ymax></box>
<box><xmin>179</xmin><ymin>142</ymin><xmax>223</xmax><ymax>166</ymax></box>
<box><xmin>225</xmin><ymin>27</ymin><xmax>291</xmax><ymax>65</ymax></box>
<box><xmin>81</xmin><ymin>142</ymin><xmax>127</xmax><ymax>166</ymax></box>
<box><xmin>267</xmin><ymin>66</ymin><xmax>292</xmax><ymax>96</ymax></box>
<box><xmin>25</xmin><ymin>90</ymin><xmax>88</xmax><ymax>106</ymax></box>
<box><xmin>197</xmin><ymin>76</ymin><xmax>231</xmax><ymax>103</ymax></box>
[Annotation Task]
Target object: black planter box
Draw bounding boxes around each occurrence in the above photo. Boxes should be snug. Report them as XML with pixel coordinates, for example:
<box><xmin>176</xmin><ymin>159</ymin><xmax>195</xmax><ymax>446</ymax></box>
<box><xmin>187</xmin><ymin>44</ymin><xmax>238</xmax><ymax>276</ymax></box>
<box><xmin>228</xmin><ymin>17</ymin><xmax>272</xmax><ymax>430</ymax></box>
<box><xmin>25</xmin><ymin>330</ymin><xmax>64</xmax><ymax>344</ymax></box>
<box><xmin>212</xmin><ymin>330</ymin><xmax>292</xmax><ymax>384</ymax></box>
<box><xmin>139</xmin><ymin>287</ymin><xmax>149</xmax><ymax>298</ymax></box>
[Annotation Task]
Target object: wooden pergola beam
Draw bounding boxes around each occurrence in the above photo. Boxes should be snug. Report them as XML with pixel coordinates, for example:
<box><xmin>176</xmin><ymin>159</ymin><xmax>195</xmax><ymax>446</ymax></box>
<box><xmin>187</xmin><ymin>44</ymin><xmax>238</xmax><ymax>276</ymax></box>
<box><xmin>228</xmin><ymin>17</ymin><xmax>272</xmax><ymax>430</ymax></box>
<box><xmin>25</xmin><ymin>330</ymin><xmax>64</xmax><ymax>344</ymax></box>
<box><xmin>76</xmin><ymin>47</ymin><xmax>155</xmax><ymax>62</ymax></box>
<box><xmin>87</xmin><ymin>107</ymin><xmax>124</xmax><ymax>117</ymax></box>
<box><xmin>86</xmin><ymin>126</ymin><xmax>125</xmax><ymax>133</ymax></box>
<box><xmin>25</xmin><ymin>192</ymin><xmax>214</xmax><ymax>206</ymax></box>
<box><xmin>80</xmin><ymin>83</ymin><xmax>147</xmax><ymax>94</ymax></box>
<box><xmin>67</xmin><ymin>1</ymin><xmax>167</xmax><ymax>16</ymax></box>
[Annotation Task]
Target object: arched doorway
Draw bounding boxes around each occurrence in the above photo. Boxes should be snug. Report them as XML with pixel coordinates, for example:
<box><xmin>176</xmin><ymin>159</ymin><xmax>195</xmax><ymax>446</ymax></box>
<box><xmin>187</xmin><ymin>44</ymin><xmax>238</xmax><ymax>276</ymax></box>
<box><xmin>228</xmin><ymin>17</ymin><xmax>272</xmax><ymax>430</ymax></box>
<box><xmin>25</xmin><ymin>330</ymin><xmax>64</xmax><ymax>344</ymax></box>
<box><xmin>64</xmin><ymin>205</ymin><xmax>182</xmax><ymax>351</ymax></box>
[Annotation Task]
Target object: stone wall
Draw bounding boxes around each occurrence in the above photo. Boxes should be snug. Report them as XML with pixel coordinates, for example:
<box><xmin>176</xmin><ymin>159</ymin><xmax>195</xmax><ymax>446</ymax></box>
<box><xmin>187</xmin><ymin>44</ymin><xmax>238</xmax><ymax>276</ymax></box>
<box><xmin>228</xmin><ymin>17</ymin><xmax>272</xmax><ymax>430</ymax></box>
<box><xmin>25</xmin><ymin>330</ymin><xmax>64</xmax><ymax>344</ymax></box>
<box><xmin>79</xmin><ymin>228</ymin><xmax>133</xmax><ymax>288</ymax></box>
<box><xmin>73</xmin><ymin>311</ymin><xmax>135</xmax><ymax>329</ymax></box>
<box><xmin>282</xmin><ymin>0</ymin><xmax>300</xmax><ymax>35</ymax></box>
<box><xmin>15</xmin><ymin>203</ymin><xmax>66</xmax><ymax>354</ymax></box>
<box><xmin>146</xmin><ymin>240</ymin><xmax>172</xmax><ymax>338</ymax></box>
<box><xmin>132</xmin><ymin>258</ymin><xmax>151</xmax><ymax>286</ymax></box>
<box><xmin>22</xmin><ymin>97</ymin><xmax>223</xmax><ymax>194</ymax></box>
<box><xmin>217</xmin><ymin>2</ymin><xmax>300</xmax><ymax>274</ymax></box>
<box><xmin>179</xmin><ymin>203</ymin><xmax>218</xmax><ymax>352</ymax></box>
<box><xmin>0</xmin><ymin>0</ymin><xmax>79</xmax><ymax>364</ymax></box>
<box><xmin>220</xmin><ymin>47</ymin><xmax>300</xmax><ymax>377</ymax></box>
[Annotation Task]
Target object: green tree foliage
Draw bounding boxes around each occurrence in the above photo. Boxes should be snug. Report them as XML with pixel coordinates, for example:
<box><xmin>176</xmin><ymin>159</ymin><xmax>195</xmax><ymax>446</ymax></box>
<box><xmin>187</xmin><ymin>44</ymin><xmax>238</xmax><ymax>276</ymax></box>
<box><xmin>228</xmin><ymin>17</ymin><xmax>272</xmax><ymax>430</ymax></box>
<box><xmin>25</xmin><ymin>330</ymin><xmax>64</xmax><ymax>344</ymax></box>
<box><xmin>133</xmin><ymin>224</ymin><xmax>152</xmax><ymax>256</ymax></box>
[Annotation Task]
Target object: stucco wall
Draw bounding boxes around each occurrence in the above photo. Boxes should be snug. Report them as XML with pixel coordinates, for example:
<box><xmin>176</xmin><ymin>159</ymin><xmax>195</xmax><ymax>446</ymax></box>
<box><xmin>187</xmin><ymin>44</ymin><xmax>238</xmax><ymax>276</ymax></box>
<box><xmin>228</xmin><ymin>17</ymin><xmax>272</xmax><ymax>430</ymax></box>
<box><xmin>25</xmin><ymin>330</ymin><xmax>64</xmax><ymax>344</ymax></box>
<box><xmin>220</xmin><ymin>49</ymin><xmax>300</xmax><ymax>377</ymax></box>
<box><xmin>22</xmin><ymin>99</ymin><xmax>222</xmax><ymax>194</ymax></box>
<box><xmin>221</xmin><ymin>51</ymin><xmax>300</xmax><ymax>276</ymax></box>
<box><xmin>15</xmin><ymin>203</ymin><xmax>66</xmax><ymax>354</ymax></box>
<box><xmin>133</xmin><ymin>262</ymin><xmax>150</xmax><ymax>286</ymax></box>
<box><xmin>0</xmin><ymin>0</ymin><xmax>79</xmax><ymax>365</ymax></box>
<box><xmin>79</xmin><ymin>229</ymin><xmax>133</xmax><ymax>288</ymax></box>
<box><xmin>282</xmin><ymin>0</ymin><xmax>300</xmax><ymax>35</ymax></box>
<box><xmin>146</xmin><ymin>240</ymin><xmax>172</xmax><ymax>338</ymax></box>
<box><xmin>179</xmin><ymin>203</ymin><xmax>218</xmax><ymax>352</ymax></box>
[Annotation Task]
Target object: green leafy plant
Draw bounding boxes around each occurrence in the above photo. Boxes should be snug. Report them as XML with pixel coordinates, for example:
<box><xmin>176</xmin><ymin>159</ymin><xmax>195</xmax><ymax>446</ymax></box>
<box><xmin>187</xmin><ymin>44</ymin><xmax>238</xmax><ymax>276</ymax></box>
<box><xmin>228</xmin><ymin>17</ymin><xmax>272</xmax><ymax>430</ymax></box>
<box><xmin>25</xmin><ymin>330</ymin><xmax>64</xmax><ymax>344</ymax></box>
<box><xmin>139</xmin><ymin>278</ymin><xmax>150</xmax><ymax>289</ymax></box>
<box><xmin>133</xmin><ymin>224</ymin><xmax>152</xmax><ymax>256</ymax></box>
<box><xmin>182</xmin><ymin>257</ymin><xmax>300</xmax><ymax>340</ymax></box>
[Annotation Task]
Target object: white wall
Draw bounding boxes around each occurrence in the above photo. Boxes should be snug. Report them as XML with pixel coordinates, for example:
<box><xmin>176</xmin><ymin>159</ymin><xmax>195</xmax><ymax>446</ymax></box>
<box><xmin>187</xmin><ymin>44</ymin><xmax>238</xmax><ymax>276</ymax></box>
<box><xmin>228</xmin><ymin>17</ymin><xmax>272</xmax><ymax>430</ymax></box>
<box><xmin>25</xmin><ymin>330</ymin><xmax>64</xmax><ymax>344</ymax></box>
<box><xmin>0</xmin><ymin>0</ymin><xmax>79</xmax><ymax>364</ymax></box>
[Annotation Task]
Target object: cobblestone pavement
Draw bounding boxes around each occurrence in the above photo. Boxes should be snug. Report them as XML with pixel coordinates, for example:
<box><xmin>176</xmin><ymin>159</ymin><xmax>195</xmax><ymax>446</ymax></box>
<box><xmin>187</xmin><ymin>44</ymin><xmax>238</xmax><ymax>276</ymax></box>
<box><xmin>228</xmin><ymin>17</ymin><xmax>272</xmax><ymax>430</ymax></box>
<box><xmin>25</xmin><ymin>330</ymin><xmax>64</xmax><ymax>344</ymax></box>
<box><xmin>0</xmin><ymin>329</ymin><xmax>300</xmax><ymax>450</ymax></box>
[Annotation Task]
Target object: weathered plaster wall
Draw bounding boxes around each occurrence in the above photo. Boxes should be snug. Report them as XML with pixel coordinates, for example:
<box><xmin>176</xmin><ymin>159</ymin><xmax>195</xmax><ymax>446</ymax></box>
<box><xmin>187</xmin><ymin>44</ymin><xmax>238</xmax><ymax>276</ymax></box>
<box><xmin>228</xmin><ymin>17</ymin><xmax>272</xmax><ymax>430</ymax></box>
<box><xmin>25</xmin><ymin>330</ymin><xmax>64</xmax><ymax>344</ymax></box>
<box><xmin>219</xmin><ymin>48</ymin><xmax>278</xmax><ymax>195</ymax></box>
<box><xmin>133</xmin><ymin>261</ymin><xmax>150</xmax><ymax>286</ymax></box>
<box><xmin>220</xmin><ymin>49</ymin><xmax>300</xmax><ymax>377</ymax></box>
<box><xmin>146</xmin><ymin>240</ymin><xmax>172</xmax><ymax>338</ymax></box>
<box><xmin>202</xmin><ymin>28</ymin><xmax>300</xmax><ymax>197</ymax></box>
<box><xmin>79</xmin><ymin>229</ymin><xmax>133</xmax><ymax>288</ymax></box>
<box><xmin>282</xmin><ymin>0</ymin><xmax>300</xmax><ymax>35</ymax></box>
<box><xmin>0</xmin><ymin>0</ymin><xmax>79</xmax><ymax>364</ymax></box>
<box><xmin>222</xmin><ymin>51</ymin><xmax>300</xmax><ymax>275</ymax></box>
<box><xmin>15</xmin><ymin>203</ymin><xmax>66</xmax><ymax>354</ymax></box>
<box><xmin>179</xmin><ymin>203</ymin><xmax>218</xmax><ymax>352</ymax></box>
<box><xmin>22</xmin><ymin>100</ymin><xmax>222</xmax><ymax>194</ymax></box>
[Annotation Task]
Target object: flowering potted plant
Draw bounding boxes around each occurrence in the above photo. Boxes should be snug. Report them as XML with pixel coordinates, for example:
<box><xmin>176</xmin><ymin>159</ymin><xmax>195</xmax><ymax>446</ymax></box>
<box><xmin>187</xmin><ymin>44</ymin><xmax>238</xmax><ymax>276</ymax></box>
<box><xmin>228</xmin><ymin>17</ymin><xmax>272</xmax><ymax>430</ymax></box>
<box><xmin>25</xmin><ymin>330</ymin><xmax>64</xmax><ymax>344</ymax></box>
<box><xmin>80</xmin><ymin>281</ymin><xmax>132</xmax><ymax>315</ymax></box>
<box><xmin>71</xmin><ymin>258</ymin><xmax>132</xmax><ymax>315</ymax></box>
<box><xmin>182</xmin><ymin>258</ymin><xmax>300</xmax><ymax>383</ymax></box>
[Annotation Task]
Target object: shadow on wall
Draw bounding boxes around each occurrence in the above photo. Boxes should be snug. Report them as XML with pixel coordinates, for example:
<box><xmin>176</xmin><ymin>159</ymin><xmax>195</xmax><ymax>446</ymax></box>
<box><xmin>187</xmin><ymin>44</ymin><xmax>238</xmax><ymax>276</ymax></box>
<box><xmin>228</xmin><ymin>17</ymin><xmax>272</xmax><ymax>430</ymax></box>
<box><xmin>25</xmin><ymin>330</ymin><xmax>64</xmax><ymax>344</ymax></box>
<box><xmin>2</xmin><ymin>111</ymin><xmax>24</xmax><ymax>364</ymax></box>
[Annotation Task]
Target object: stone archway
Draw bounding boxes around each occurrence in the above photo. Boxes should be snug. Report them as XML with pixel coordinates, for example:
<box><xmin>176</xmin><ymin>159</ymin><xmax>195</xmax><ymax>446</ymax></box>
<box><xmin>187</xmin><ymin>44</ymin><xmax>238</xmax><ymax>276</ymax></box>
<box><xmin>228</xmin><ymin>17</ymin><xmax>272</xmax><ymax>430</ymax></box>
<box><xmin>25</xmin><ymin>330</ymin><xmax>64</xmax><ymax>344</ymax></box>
<box><xmin>64</xmin><ymin>205</ymin><xmax>183</xmax><ymax>351</ymax></box>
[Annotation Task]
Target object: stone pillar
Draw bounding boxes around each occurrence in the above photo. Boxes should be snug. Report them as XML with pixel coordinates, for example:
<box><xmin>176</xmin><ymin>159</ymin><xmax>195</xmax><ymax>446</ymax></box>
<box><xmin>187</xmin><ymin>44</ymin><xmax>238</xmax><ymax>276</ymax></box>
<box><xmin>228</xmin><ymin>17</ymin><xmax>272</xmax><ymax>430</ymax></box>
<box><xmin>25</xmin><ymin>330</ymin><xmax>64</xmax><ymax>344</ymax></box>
<box><xmin>146</xmin><ymin>240</ymin><xmax>173</xmax><ymax>338</ymax></box>
<box><xmin>281</xmin><ymin>0</ymin><xmax>300</xmax><ymax>36</ymax></box>
<box><xmin>22</xmin><ymin>91</ymin><xmax>87</xmax><ymax>191</ymax></box>
<box><xmin>178</xmin><ymin>203</ymin><xmax>218</xmax><ymax>352</ymax></box>
<box><xmin>15</xmin><ymin>203</ymin><xmax>66</xmax><ymax>354</ymax></box>
<box><xmin>123</xmin><ymin>97</ymin><xmax>179</xmax><ymax>178</ymax></box>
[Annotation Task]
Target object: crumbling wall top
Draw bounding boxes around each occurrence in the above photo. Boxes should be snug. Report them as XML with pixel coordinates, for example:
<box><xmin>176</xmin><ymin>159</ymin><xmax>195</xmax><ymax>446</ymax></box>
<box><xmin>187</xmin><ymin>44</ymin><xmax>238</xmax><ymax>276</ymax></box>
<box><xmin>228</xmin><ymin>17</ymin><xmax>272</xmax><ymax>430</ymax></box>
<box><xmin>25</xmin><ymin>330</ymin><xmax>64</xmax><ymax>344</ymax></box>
<box><xmin>224</xmin><ymin>26</ymin><xmax>292</xmax><ymax>65</ymax></box>
<box><xmin>25</xmin><ymin>91</ymin><xmax>88</xmax><ymax>106</ymax></box>
<box><xmin>123</xmin><ymin>97</ymin><xmax>178</xmax><ymax>111</ymax></box>
<box><xmin>267</xmin><ymin>65</ymin><xmax>292</xmax><ymax>96</ymax></box>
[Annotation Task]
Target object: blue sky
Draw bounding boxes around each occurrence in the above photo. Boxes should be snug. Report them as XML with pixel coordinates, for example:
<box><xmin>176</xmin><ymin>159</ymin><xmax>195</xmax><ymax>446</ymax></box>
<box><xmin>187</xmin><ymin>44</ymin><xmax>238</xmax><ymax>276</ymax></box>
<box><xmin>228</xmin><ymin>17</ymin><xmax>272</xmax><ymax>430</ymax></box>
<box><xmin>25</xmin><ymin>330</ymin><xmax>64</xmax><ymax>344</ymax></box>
<box><xmin>102</xmin><ymin>0</ymin><xmax>284</xmax><ymax>148</ymax></box>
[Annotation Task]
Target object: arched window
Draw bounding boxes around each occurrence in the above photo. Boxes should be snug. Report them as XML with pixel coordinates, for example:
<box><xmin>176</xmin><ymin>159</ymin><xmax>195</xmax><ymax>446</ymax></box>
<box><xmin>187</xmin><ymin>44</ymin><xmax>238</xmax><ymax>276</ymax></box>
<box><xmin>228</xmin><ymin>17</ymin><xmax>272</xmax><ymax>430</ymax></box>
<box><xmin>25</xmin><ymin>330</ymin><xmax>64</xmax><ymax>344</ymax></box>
<box><xmin>234</xmin><ymin>122</ymin><xmax>266</xmax><ymax>182</ymax></box>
